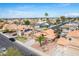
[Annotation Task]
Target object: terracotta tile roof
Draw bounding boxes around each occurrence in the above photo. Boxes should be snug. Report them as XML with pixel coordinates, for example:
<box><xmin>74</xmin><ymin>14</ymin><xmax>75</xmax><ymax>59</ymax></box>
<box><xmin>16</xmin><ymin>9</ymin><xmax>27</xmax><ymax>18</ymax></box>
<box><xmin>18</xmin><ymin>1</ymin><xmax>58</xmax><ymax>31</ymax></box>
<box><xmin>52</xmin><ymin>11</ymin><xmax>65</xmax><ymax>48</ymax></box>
<box><xmin>57</xmin><ymin>37</ymin><xmax>69</xmax><ymax>46</ymax></box>
<box><xmin>3</xmin><ymin>24</ymin><xmax>17</xmax><ymax>31</ymax></box>
<box><xmin>43</xmin><ymin>29</ymin><xmax>55</xmax><ymax>36</ymax></box>
<box><xmin>34</xmin><ymin>32</ymin><xmax>43</xmax><ymax>37</ymax></box>
<box><xmin>34</xmin><ymin>29</ymin><xmax>56</xmax><ymax>39</ymax></box>
<box><xmin>70</xmin><ymin>39</ymin><xmax>79</xmax><ymax>47</ymax></box>
<box><xmin>67</xmin><ymin>30</ymin><xmax>79</xmax><ymax>37</ymax></box>
<box><xmin>17</xmin><ymin>25</ymin><xmax>27</xmax><ymax>31</ymax></box>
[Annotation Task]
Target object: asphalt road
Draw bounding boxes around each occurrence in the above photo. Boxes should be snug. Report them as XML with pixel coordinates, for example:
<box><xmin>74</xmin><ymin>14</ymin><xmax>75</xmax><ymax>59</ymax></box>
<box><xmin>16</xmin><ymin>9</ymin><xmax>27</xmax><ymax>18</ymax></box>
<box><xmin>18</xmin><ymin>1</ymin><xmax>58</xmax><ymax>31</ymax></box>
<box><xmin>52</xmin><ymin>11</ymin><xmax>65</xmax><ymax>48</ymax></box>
<box><xmin>51</xmin><ymin>21</ymin><xmax>79</xmax><ymax>29</ymax></box>
<box><xmin>0</xmin><ymin>34</ymin><xmax>14</xmax><ymax>48</ymax></box>
<box><xmin>0</xmin><ymin>33</ymin><xmax>43</xmax><ymax>56</ymax></box>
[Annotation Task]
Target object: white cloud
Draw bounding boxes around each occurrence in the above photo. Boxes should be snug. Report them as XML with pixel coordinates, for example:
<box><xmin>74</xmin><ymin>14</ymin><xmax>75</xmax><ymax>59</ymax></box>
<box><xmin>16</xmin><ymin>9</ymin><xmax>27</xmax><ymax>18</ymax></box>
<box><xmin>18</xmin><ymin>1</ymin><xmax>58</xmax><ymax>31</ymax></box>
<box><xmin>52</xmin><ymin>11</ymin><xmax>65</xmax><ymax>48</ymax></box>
<box><xmin>65</xmin><ymin>13</ymin><xmax>79</xmax><ymax>17</ymax></box>
<box><xmin>62</xmin><ymin>3</ymin><xmax>71</xmax><ymax>6</ymax></box>
<box><xmin>0</xmin><ymin>9</ymin><xmax>43</xmax><ymax>18</ymax></box>
<box><xmin>55</xmin><ymin>3</ymin><xmax>71</xmax><ymax>8</ymax></box>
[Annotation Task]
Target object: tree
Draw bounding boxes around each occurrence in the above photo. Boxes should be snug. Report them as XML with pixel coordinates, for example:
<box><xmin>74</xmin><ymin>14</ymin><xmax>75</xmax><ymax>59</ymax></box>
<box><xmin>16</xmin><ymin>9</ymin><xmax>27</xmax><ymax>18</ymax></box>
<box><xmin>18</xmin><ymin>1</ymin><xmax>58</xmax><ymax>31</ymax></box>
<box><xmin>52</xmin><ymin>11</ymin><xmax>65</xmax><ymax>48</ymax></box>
<box><xmin>56</xmin><ymin>18</ymin><xmax>60</xmax><ymax>25</ymax></box>
<box><xmin>36</xmin><ymin>34</ymin><xmax>46</xmax><ymax>46</ymax></box>
<box><xmin>45</xmin><ymin>12</ymin><xmax>48</xmax><ymax>20</ymax></box>
<box><xmin>60</xmin><ymin>16</ymin><xmax>65</xmax><ymax>22</ymax></box>
<box><xmin>78</xmin><ymin>25</ymin><xmax>79</xmax><ymax>30</ymax></box>
<box><xmin>45</xmin><ymin>12</ymin><xmax>48</xmax><ymax>17</ymax></box>
<box><xmin>67</xmin><ymin>17</ymin><xmax>72</xmax><ymax>21</ymax></box>
<box><xmin>55</xmin><ymin>28</ymin><xmax>62</xmax><ymax>38</ymax></box>
<box><xmin>14</xmin><ymin>21</ymin><xmax>19</xmax><ymax>25</ymax></box>
<box><xmin>24</xmin><ymin>20</ymin><xmax>30</xmax><ymax>25</ymax></box>
<box><xmin>0</xmin><ymin>19</ymin><xmax>4</xmax><ymax>22</ymax></box>
<box><xmin>44</xmin><ymin>12</ymin><xmax>51</xmax><ymax>24</ymax></box>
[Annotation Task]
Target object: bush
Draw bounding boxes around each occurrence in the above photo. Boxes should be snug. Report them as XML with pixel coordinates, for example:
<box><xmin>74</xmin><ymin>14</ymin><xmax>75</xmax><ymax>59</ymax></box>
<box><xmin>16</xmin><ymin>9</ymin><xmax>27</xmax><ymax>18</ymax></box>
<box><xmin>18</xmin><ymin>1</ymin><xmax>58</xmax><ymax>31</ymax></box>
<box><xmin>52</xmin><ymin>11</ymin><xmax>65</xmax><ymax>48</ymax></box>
<box><xmin>16</xmin><ymin>35</ymin><xmax>27</xmax><ymax>42</ymax></box>
<box><xmin>6</xmin><ymin>47</ymin><xmax>23</xmax><ymax>56</ymax></box>
<box><xmin>24</xmin><ymin>20</ymin><xmax>30</xmax><ymax>25</ymax></box>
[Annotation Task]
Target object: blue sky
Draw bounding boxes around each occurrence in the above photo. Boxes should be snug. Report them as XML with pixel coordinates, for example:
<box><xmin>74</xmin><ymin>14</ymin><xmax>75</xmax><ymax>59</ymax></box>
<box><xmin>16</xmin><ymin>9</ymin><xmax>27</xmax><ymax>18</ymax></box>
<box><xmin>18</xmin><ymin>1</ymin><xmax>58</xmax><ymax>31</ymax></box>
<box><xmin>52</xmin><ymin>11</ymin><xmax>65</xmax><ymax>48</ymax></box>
<box><xmin>0</xmin><ymin>3</ymin><xmax>79</xmax><ymax>18</ymax></box>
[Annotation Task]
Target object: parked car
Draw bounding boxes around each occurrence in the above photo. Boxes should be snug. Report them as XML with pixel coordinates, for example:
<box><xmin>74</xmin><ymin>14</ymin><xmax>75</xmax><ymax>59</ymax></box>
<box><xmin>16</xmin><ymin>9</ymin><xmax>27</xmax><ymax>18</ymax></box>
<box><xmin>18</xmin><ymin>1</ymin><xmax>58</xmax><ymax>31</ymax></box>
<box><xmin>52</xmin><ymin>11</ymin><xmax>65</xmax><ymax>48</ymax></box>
<box><xmin>0</xmin><ymin>47</ymin><xmax>6</xmax><ymax>52</ymax></box>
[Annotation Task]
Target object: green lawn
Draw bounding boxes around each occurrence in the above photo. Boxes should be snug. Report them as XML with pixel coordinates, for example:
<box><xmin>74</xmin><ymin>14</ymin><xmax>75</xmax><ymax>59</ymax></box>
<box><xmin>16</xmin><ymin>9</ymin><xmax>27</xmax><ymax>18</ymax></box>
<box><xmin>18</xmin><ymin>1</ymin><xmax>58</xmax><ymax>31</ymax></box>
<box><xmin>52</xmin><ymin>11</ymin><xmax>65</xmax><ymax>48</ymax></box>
<box><xmin>16</xmin><ymin>35</ymin><xmax>27</xmax><ymax>43</ymax></box>
<box><xmin>0</xmin><ymin>29</ymin><xmax>3</xmax><ymax>32</ymax></box>
<box><xmin>0</xmin><ymin>47</ymin><xmax>23</xmax><ymax>56</ymax></box>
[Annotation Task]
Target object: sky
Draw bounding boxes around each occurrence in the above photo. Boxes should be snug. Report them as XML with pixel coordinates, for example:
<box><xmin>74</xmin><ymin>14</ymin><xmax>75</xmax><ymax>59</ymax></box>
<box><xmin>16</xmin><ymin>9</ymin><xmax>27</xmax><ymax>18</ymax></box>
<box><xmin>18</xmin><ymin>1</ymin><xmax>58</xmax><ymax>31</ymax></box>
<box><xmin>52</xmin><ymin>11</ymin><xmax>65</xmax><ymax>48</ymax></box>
<box><xmin>0</xmin><ymin>3</ymin><xmax>79</xmax><ymax>18</ymax></box>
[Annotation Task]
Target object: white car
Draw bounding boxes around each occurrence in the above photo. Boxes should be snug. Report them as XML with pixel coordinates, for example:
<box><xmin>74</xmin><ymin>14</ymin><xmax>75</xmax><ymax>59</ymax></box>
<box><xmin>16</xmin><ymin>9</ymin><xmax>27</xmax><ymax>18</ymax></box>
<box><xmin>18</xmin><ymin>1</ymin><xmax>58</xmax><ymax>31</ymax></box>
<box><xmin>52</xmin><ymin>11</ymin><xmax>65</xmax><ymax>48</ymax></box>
<box><xmin>0</xmin><ymin>47</ymin><xmax>6</xmax><ymax>52</ymax></box>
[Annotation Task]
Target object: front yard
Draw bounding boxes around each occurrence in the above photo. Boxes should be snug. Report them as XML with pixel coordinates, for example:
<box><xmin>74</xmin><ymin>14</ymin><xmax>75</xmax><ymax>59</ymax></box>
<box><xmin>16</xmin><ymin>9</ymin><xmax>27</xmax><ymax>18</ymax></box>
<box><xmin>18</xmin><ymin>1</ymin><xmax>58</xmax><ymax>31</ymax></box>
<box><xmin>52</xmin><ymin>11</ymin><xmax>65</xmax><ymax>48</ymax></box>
<box><xmin>16</xmin><ymin>35</ymin><xmax>27</xmax><ymax>43</ymax></box>
<box><xmin>0</xmin><ymin>47</ymin><xmax>23</xmax><ymax>56</ymax></box>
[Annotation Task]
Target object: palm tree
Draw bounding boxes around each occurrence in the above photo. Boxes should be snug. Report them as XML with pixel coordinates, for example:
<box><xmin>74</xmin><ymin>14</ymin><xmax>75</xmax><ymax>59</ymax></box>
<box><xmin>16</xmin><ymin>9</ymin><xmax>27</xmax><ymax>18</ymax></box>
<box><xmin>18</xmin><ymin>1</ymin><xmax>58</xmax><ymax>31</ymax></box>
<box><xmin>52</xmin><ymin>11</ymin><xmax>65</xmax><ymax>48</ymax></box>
<box><xmin>36</xmin><ymin>34</ymin><xmax>46</xmax><ymax>46</ymax></box>
<box><xmin>45</xmin><ymin>12</ymin><xmax>48</xmax><ymax>17</ymax></box>
<box><xmin>44</xmin><ymin>12</ymin><xmax>48</xmax><ymax>21</ymax></box>
<box><xmin>44</xmin><ymin>12</ymin><xmax>51</xmax><ymax>24</ymax></box>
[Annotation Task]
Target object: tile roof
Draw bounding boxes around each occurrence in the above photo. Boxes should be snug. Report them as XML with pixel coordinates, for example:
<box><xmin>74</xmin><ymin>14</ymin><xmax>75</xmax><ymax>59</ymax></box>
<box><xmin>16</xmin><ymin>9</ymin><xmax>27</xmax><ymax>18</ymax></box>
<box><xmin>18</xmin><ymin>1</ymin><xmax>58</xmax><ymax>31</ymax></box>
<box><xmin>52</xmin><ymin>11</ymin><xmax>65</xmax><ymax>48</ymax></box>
<box><xmin>71</xmin><ymin>39</ymin><xmax>79</xmax><ymax>47</ymax></box>
<box><xmin>34</xmin><ymin>29</ymin><xmax>56</xmax><ymax>39</ymax></box>
<box><xmin>3</xmin><ymin>24</ymin><xmax>17</xmax><ymax>31</ymax></box>
<box><xmin>17</xmin><ymin>25</ymin><xmax>27</xmax><ymax>31</ymax></box>
<box><xmin>57</xmin><ymin>37</ymin><xmax>69</xmax><ymax>46</ymax></box>
<box><xmin>67</xmin><ymin>30</ymin><xmax>79</xmax><ymax>37</ymax></box>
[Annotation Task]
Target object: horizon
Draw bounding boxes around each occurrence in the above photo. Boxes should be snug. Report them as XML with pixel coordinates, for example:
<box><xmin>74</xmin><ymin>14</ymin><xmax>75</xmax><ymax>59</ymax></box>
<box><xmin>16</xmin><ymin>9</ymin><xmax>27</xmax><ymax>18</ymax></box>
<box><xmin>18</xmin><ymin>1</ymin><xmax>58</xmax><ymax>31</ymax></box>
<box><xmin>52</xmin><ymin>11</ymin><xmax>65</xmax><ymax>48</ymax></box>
<box><xmin>0</xmin><ymin>3</ymin><xmax>79</xmax><ymax>18</ymax></box>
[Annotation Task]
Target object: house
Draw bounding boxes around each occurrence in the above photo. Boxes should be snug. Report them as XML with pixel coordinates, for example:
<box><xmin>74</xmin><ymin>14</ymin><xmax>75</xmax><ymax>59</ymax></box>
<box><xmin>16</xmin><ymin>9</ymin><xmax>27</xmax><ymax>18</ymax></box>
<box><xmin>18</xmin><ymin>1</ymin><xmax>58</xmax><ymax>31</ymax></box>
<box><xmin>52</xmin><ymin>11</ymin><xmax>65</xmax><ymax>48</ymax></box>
<box><xmin>60</xmin><ymin>22</ymin><xmax>79</xmax><ymax>37</ymax></box>
<box><xmin>7</xmin><ymin>20</ymin><xmax>14</xmax><ymax>24</ymax></box>
<box><xmin>34</xmin><ymin>29</ymin><xmax>56</xmax><ymax>41</ymax></box>
<box><xmin>57</xmin><ymin>37</ymin><xmax>70</xmax><ymax>46</ymax></box>
<box><xmin>57</xmin><ymin>30</ymin><xmax>79</xmax><ymax>48</ymax></box>
<box><xmin>2</xmin><ymin>23</ymin><xmax>17</xmax><ymax>32</ymax></box>
<box><xmin>17</xmin><ymin>25</ymin><xmax>33</xmax><ymax>37</ymax></box>
<box><xmin>61</xmin><ymin>22</ymin><xmax>79</xmax><ymax>31</ymax></box>
<box><xmin>17</xmin><ymin>25</ymin><xmax>29</xmax><ymax>36</ymax></box>
<box><xmin>0</xmin><ymin>22</ymin><xmax>5</xmax><ymax>29</ymax></box>
<box><xmin>66</xmin><ymin>30</ymin><xmax>79</xmax><ymax>47</ymax></box>
<box><xmin>70</xmin><ymin>39</ymin><xmax>79</xmax><ymax>47</ymax></box>
<box><xmin>34</xmin><ymin>20</ymin><xmax>49</xmax><ymax>30</ymax></box>
<box><xmin>17</xmin><ymin>25</ymin><xmax>27</xmax><ymax>31</ymax></box>
<box><xmin>40</xmin><ymin>23</ymin><xmax>49</xmax><ymax>27</ymax></box>
<box><xmin>66</xmin><ymin>30</ymin><xmax>79</xmax><ymax>41</ymax></box>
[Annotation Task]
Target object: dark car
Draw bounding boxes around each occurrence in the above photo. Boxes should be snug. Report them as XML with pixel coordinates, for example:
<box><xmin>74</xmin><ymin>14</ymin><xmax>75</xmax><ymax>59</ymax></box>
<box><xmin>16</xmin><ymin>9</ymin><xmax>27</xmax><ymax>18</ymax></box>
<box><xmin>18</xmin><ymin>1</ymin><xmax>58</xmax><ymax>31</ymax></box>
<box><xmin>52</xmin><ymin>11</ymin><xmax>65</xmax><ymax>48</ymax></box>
<box><xmin>9</xmin><ymin>38</ymin><xmax>15</xmax><ymax>42</ymax></box>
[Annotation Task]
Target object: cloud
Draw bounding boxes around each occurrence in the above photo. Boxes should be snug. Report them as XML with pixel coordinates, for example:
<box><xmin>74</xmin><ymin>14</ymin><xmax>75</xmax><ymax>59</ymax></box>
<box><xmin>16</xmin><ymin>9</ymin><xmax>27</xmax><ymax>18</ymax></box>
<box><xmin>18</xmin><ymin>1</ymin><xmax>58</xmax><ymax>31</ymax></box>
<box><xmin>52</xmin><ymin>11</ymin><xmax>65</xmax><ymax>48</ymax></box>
<box><xmin>62</xmin><ymin>3</ymin><xmax>71</xmax><ymax>6</ymax></box>
<box><xmin>0</xmin><ymin>9</ymin><xmax>43</xmax><ymax>18</ymax></box>
<box><xmin>55</xmin><ymin>3</ymin><xmax>71</xmax><ymax>8</ymax></box>
<box><xmin>65</xmin><ymin>13</ymin><xmax>79</xmax><ymax>17</ymax></box>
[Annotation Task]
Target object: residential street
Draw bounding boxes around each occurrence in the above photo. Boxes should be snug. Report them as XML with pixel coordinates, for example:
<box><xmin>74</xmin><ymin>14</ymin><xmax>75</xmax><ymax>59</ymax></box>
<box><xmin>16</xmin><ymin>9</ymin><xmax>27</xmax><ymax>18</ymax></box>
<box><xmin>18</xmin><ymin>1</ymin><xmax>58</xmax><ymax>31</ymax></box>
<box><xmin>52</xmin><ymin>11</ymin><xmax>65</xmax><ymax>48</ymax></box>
<box><xmin>0</xmin><ymin>33</ymin><xmax>45</xmax><ymax>56</ymax></box>
<box><xmin>0</xmin><ymin>34</ymin><xmax>14</xmax><ymax>48</ymax></box>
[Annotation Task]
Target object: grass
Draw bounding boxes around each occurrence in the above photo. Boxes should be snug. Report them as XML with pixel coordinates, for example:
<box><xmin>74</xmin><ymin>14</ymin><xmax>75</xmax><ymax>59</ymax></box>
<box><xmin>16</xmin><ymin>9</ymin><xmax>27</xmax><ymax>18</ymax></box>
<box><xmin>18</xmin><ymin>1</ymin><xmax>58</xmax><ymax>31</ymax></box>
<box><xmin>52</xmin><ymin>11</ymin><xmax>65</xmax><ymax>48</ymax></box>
<box><xmin>0</xmin><ymin>29</ymin><xmax>3</xmax><ymax>32</ymax></box>
<box><xmin>16</xmin><ymin>35</ymin><xmax>27</xmax><ymax>43</ymax></box>
<box><xmin>0</xmin><ymin>47</ymin><xmax>23</xmax><ymax>56</ymax></box>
